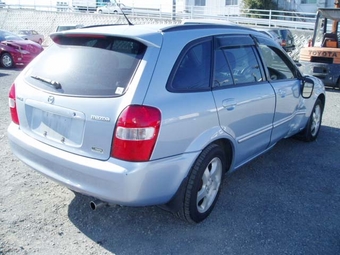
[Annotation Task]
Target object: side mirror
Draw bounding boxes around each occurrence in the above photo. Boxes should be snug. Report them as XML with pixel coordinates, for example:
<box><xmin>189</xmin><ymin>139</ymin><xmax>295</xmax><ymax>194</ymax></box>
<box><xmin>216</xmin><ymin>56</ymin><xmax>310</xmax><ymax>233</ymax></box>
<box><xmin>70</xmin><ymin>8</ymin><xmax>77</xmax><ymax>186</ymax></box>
<box><xmin>302</xmin><ymin>76</ymin><xmax>314</xmax><ymax>98</ymax></box>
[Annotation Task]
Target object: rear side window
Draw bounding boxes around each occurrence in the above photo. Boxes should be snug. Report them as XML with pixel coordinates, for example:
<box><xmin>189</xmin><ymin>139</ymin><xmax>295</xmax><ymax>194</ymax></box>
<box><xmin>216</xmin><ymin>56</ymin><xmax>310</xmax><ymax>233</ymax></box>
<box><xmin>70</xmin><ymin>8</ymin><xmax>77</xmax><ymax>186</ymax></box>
<box><xmin>168</xmin><ymin>39</ymin><xmax>211</xmax><ymax>92</ymax></box>
<box><xmin>24</xmin><ymin>35</ymin><xmax>146</xmax><ymax>97</ymax></box>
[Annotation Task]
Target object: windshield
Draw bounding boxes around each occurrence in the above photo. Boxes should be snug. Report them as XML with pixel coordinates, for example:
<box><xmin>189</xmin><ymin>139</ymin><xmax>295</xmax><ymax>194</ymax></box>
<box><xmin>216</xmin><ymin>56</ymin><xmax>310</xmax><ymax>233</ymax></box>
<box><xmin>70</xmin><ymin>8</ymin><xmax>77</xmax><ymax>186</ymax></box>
<box><xmin>0</xmin><ymin>30</ymin><xmax>24</xmax><ymax>41</ymax></box>
<box><xmin>18</xmin><ymin>30</ymin><xmax>30</xmax><ymax>35</ymax></box>
<box><xmin>314</xmin><ymin>10</ymin><xmax>340</xmax><ymax>47</ymax></box>
<box><xmin>314</xmin><ymin>17</ymin><xmax>326</xmax><ymax>47</ymax></box>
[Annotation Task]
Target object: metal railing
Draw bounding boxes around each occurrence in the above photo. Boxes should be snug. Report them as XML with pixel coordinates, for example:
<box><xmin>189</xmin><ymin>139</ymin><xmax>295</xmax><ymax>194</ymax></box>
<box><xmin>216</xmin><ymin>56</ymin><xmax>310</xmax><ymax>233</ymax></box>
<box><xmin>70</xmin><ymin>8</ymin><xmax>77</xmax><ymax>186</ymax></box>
<box><xmin>1</xmin><ymin>3</ymin><xmax>317</xmax><ymax>30</ymax></box>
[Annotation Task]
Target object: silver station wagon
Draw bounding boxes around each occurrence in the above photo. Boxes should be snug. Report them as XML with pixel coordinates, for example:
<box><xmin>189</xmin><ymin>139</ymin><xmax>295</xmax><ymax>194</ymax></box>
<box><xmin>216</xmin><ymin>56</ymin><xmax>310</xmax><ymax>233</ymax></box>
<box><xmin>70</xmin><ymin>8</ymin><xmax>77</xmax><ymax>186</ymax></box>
<box><xmin>8</xmin><ymin>22</ymin><xmax>325</xmax><ymax>223</ymax></box>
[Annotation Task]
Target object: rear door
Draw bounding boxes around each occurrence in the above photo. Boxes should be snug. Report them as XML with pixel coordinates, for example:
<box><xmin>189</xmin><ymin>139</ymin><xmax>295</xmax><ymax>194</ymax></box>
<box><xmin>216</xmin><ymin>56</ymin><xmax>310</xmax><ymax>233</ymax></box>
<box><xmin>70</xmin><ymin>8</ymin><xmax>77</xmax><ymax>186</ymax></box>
<box><xmin>211</xmin><ymin>35</ymin><xmax>276</xmax><ymax>168</ymax></box>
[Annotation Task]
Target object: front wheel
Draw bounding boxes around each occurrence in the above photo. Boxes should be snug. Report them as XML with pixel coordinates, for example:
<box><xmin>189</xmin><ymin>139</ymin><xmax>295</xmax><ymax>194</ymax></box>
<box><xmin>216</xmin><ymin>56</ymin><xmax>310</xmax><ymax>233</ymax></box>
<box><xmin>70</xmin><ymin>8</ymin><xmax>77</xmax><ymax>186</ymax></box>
<box><xmin>336</xmin><ymin>77</ymin><xmax>340</xmax><ymax>90</ymax></box>
<box><xmin>298</xmin><ymin>98</ymin><xmax>323</xmax><ymax>142</ymax></box>
<box><xmin>1</xmin><ymin>52</ymin><xmax>14</xmax><ymax>68</ymax></box>
<box><xmin>182</xmin><ymin>144</ymin><xmax>226</xmax><ymax>223</ymax></box>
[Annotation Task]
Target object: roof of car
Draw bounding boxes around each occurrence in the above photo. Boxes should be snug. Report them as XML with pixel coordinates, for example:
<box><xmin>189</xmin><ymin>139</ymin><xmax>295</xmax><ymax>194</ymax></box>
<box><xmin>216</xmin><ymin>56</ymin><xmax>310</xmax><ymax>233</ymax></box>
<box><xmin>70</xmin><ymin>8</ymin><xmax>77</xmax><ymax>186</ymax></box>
<box><xmin>318</xmin><ymin>8</ymin><xmax>340</xmax><ymax>20</ymax></box>
<box><xmin>51</xmin><ymin>22</ymin><xmax>262</xmax><ymax>48</ymax></box>
<box><xmin>60</xmin><ymin>22</ymin><xmax>254</xmax><ymax>36</ymax></box>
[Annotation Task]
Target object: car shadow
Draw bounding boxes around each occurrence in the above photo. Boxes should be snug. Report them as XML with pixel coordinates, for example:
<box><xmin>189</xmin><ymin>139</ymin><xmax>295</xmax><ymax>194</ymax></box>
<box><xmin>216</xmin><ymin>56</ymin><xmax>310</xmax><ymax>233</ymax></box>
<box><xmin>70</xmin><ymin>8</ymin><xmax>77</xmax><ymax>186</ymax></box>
<box><xmin>67</xmin><ymin>124</ymin><xmax>340</xmax><ymax>254</ymax></box>
<box><xmin>0</xmin><ymin>67</ymin><xmax>24</xmax><ymax>74</ymax></box>
<box><xmin>325</xmin><ymin>86</ymin><xmax>340</xmax><ymax>93</ymax></box>
<box><xmin>0</xmin><ymin>72</ymin><xmax>9</xmax><ymax>77</ymax></box>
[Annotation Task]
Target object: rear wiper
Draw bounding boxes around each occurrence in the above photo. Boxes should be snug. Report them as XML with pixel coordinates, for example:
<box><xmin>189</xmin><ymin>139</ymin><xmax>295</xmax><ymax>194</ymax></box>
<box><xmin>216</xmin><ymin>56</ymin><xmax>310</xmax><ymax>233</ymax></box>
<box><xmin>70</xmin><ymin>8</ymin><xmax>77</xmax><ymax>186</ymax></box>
<box><xmin>31</xmin><ymin>75</ymin><xmax>61</xmax><ymax>89</ymax></box>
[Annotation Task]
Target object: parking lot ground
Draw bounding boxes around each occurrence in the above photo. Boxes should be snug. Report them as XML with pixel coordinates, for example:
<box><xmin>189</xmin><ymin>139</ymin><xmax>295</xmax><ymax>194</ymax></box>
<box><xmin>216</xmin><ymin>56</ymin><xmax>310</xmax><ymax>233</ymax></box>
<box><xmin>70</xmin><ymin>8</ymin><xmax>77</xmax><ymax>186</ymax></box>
<box><xmin>1</xmin><ymin>68</ymin><xmax>340</xmax><ymax>255</ymax></box>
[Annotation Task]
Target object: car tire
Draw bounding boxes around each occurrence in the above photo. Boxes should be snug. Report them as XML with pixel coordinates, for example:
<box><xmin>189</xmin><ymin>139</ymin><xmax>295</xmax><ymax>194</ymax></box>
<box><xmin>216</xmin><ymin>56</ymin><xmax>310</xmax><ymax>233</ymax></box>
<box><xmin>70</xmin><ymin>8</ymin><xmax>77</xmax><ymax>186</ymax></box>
<box><xmin>181</xmin><ymin>143</ymin><xmax>225</xmax><ymax>223</ymax></box>
<box><xmin>38</xmin><ymin>38</ymin><xmax>42</xmax><ymax>44</ymax></box>
<box><xmin>297</xmin><ymin>98</ymin><xmax>323</xmax><ymax>142</ymax></box>
<box><xmin>336</xmin><ymin>77</ymin><xmax>340</xmax><ymax>90</ymax></box>
<box><xmin>1</xmin><ymin>52</ymin><xmax>14</xmax><ymax>68</ymax></box>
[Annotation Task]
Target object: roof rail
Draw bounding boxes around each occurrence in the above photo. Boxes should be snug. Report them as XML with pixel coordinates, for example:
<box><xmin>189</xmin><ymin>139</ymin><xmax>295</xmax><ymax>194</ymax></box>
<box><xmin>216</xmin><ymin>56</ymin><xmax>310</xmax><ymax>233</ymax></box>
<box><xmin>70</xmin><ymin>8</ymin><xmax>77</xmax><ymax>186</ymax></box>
<box><xmin>181</xmin><ymin>19</ymin><xmax>235</xmax><ymax>25</ymax></box>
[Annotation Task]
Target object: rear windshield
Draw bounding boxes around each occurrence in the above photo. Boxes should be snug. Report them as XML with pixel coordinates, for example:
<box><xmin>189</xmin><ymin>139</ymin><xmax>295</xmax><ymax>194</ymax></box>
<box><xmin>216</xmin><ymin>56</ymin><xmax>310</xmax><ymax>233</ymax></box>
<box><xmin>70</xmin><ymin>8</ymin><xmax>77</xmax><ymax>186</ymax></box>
<box><xmin>24</xmin><ymin>35</ymin><xmax>146</xmax><ymax>97</ymax></box>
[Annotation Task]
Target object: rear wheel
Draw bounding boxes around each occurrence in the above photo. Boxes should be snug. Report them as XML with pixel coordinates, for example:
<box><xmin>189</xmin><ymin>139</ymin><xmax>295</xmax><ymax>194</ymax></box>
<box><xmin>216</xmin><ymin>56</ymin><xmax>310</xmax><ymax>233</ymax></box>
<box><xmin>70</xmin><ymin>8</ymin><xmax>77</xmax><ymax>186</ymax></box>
<box><xmin>337</xmin><ymin>77</ymin><xmax>340</xmax><ymax>90</ymax></box>
<box><xmin>298</xmin><ymin>98</ymin><xmax>323</xmax><ymax>142</ymax></box>
<box><xmin>1</xmin><ymin>53</ymin><xmax>14</xmax><ymax>68</ymax></box>
<box><xmin>182</xmin><ymin>144</ymin><xmax>225</xmax><ymax>223</ymax></box>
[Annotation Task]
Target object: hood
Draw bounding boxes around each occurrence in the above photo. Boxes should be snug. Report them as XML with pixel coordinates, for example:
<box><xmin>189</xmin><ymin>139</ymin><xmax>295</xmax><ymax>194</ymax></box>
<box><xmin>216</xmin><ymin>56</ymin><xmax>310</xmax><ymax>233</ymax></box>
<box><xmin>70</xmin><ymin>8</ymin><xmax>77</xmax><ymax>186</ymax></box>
<box><xmin>1</xmin><ymin>39</ymin><xmax>43</xmax><ymax>53</ymax></box>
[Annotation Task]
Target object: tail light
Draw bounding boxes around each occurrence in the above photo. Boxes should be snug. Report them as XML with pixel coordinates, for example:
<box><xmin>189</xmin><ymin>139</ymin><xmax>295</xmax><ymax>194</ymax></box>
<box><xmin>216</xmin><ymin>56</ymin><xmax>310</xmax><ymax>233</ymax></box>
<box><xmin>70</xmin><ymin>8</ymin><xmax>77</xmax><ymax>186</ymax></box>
<box><xmin>281</xmin><ymin>40</ymin><xmax>287</xmax><ymax>47</ymax></box>
<box><xmin>9</xmin><ymin>83</ymin><xmax>19</xmax><ymax>125</ymax></box>
<box><xmin>112</xmin><ymin>105</ymin><xmax>161</xmax><ymax>162</ymax></box>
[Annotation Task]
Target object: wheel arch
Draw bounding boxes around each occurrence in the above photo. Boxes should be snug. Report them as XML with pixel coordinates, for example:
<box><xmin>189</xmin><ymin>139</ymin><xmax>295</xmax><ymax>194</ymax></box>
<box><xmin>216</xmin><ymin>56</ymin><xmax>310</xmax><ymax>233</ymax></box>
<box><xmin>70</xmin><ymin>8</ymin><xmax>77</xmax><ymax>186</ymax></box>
<box><xmin>317</xmin><ymin>93</ymin><xmax>326</xmax><ymax>109</ymax></box>
<box><xmin>336</xmin><ymin>76</ymin><xmax>340</xmax><ymax>89</ymax></box>
<box><xmin>211</xmin><ymin>138</ymin><xmax>233</xmax><ymax>174</ymax></box>
<box><xmin>160</xmin><ymin>138</ymin><xmax>234</xmax><ymax>220</ymax></box>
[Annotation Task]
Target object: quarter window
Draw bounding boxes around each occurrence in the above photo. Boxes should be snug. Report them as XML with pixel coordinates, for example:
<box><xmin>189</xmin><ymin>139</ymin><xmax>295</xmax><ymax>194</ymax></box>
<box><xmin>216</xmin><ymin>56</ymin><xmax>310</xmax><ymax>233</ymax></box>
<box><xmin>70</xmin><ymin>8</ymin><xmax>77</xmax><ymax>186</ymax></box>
<box><xmin>170</xmin><ymin>40</ymin><xmax>211</xmax><ymax>91</ymax></box>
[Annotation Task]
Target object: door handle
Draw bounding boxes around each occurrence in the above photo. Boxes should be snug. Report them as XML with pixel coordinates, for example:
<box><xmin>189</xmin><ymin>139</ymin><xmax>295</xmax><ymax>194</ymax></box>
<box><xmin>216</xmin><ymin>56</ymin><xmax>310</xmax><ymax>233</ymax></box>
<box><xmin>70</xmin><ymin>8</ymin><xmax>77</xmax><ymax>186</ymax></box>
<box><xmin>222</xmin><ymin>98</ymin><xmax>236</xmax><ymax>111</ymax></box>
<box><xmin>278</xmin><ymin>89</ymin><xmax>286</xmax><ymax>98</ymax></box>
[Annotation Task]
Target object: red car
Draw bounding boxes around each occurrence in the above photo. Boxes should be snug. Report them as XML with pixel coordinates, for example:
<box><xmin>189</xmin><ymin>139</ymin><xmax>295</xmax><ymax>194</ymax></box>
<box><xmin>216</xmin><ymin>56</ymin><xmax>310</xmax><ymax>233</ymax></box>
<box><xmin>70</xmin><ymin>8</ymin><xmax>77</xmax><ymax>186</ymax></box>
<box><xmin>0</xmin><ymin>29</ymin><xmax>43</xmax><ymax>68</ymax></box>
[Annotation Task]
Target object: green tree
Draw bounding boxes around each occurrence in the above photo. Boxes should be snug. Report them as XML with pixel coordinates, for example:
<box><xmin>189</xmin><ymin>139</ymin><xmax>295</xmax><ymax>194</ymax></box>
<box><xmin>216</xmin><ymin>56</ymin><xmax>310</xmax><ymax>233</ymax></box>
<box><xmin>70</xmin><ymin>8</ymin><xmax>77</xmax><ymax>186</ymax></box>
<box><xmin>243</xmin><ymin>0</ymin><xmax>278</xmax><ymax>10</ymax></box>
<box><xmin>242</xmin><ymin>0</ymin><xmax>279</xmax><ymax>19</ymax></box>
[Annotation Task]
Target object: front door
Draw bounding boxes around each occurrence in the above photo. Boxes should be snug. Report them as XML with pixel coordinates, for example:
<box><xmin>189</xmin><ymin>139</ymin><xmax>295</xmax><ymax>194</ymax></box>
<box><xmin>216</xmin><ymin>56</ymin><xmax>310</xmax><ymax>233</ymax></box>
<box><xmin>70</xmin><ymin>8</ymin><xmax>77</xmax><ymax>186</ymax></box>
<box><xmin>212</xmin><ymin>35</ymin><xmax>276</xmax><ymax>168</ymax></box>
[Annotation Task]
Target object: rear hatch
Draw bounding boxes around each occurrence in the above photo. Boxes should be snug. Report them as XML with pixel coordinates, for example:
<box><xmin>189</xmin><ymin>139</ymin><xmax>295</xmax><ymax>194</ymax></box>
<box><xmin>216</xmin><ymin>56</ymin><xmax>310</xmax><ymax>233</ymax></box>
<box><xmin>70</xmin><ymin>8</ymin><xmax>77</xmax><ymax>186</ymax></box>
<box><xmin>15</xmin><ymin>33</ymin><xmax>147</xmax><ymax>160</ymax></box>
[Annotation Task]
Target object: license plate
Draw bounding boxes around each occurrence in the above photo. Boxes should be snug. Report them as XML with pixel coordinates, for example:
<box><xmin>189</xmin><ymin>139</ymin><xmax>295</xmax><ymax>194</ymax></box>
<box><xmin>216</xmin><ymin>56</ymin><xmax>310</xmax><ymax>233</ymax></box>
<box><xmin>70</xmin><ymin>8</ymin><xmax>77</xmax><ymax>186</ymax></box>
<box><xmin>313</xmin><ymin>66</ymin><xmax>326</xmax><ymax>73</ymax></box>
<box><xmin>30</xmin><ymin>108</ymin><xmax>84</xmax><ymax>146</ymax></box>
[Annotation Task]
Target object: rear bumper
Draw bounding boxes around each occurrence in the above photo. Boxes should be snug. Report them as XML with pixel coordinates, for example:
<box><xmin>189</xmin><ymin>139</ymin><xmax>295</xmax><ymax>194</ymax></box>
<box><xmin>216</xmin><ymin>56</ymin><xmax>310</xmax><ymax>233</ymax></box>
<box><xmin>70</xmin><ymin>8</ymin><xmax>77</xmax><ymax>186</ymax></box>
<box><xmin>7</xmin><ymin>123</ymin><xmax>198</xmax><ymax>206</ymax></box>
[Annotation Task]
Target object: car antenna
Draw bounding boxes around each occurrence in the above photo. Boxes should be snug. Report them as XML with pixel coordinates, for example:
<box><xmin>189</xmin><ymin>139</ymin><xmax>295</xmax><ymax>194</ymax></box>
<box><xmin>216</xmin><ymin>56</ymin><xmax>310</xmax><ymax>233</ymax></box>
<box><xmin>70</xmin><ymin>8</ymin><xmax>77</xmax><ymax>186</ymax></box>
<box><xmin>116</xmin><ymin>1</ymin><xmax>133</xmax><ymax>25</ymax></box>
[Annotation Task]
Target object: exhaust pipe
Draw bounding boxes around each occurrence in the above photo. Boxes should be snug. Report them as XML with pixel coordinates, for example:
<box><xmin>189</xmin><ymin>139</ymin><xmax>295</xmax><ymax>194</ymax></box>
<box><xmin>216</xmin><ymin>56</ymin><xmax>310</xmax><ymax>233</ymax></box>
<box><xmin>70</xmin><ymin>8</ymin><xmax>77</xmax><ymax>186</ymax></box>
<box><xmin>90</xmin><ymin>199</ymin><xmax>108</xmax><ymax>211</ymax></box>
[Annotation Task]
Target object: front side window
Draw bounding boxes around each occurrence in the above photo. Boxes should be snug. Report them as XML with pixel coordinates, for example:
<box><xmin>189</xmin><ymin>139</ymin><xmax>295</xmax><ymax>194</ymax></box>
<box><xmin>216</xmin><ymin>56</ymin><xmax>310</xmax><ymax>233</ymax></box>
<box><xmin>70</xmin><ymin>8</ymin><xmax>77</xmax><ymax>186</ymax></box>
<box><xmin>258</xmin><ymin>44</ymin><xmax>296</xmax><ymax>80</ymax></box>
<box><xmin>169</xmin><ymin>40</ymin><xmax>211</xmax><ymax>91</ymax></box>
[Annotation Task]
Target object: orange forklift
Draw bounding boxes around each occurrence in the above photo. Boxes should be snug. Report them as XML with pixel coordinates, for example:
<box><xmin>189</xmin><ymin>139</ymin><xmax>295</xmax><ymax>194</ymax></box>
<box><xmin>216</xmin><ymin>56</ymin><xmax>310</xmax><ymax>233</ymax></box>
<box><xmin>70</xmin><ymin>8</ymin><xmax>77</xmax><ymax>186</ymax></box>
<box><xmin>299</xmin><ymin>1</ymin><xmax>340</xmax><ymax>88</ymax></box>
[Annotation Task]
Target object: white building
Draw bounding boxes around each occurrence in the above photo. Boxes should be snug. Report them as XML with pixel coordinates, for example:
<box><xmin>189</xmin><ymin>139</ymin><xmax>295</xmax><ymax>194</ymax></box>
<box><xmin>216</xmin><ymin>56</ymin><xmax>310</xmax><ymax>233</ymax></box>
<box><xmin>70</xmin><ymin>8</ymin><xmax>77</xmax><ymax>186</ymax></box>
<box><xmin>121</xmin><ymin>0</ymin><xmax>336</xmax><ymax>14</ymax></box>
<box><xmin>3</xmin><ymin>0</ymin><xmax>336</xmax><ymax>14</ymax></box>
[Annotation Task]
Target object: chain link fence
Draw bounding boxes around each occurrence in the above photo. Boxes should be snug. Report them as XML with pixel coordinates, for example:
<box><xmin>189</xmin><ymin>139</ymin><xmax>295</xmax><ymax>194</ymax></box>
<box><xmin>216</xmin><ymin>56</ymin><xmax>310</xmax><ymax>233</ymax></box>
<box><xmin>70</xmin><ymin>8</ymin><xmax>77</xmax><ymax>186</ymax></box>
<box><xmin>0</xmin><ymin>9</ymin><xmax>312</xmax><ymax>60</ymax></box>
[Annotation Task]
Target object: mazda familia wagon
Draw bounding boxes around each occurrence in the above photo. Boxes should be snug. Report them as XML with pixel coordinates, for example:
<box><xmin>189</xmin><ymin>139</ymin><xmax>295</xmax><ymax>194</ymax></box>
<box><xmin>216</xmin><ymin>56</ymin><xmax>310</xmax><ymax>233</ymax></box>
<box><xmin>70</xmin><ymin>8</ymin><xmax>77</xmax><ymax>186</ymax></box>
<box><xmin>8</xmin><ymin>22</ymin><xmax>325</xmax><ymax>223</ymax></box>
